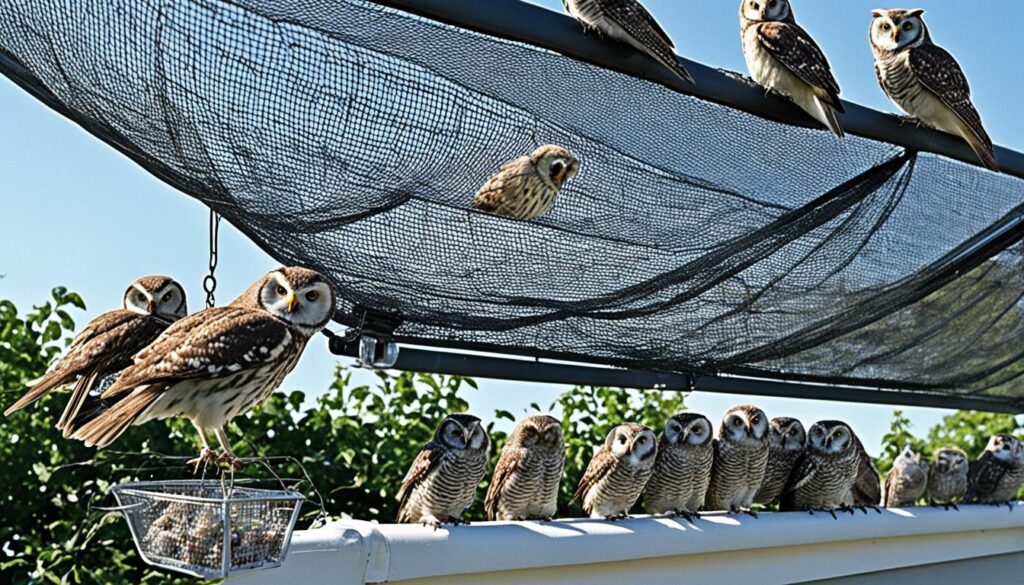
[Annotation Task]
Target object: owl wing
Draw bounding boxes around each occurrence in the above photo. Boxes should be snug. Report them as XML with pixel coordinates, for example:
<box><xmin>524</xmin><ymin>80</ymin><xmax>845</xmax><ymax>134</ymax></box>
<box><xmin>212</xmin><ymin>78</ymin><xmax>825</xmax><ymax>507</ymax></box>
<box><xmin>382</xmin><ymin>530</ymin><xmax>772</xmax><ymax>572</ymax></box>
<box><xmin>484</xmin><ymin>449</ymin><xmax>521</xmax><ymax>520</ymax></box>
<box><xmin>965</xmin><ymin>453</ymin><xmax>1005</xmax><ymax>501</ymax></box>
<box><xmin>909</xmin><ymin>44</ymin><xmax>994</xmax><ymax>161</ymax></box>
<box><xmin>573</xmin><ymin>446</ymin><xmax>616</xmax><ymax>506</ymax></box>
<box><xmin>852</xmin><ymin>436</ymin><xmax>881</xmax><ymax>505</ymax></box>
<box><xmin>756</xmin><ymin>22</ymin><xmax>843</xmax><ymax>112</ymax></box>
<box><xmin>397</xmin><ymin>442</ymin><xmax>444</xmax><ymax>520</ymax></box>
<box><xmin>597</xmin><ymin>0</ymin><xmax>693</xmax><ymax>83</ymax></box>
<box><xmin>783</xmin><ymin>452</ymin><xmax>818</xmax><ymax>494</ymax></box>
<box><xmin>4</xmin><ymin>310</ymin><xmax>167</xmax><ymax>416</ymax></box>
<box><xmin>100</xmin><ymin>306</ymin><xmax>292</xmax><ymax>398</ymax></box>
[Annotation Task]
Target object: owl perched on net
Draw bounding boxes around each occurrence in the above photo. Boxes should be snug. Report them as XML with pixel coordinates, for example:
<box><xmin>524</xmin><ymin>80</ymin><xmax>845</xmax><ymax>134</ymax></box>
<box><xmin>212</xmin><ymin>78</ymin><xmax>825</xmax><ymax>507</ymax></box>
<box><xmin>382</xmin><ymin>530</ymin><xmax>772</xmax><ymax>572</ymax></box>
<box><xmin>69</xmin><ymin>267</ymin><xmax>335</xmax><ymax>467</ymax></box>
<box><xmin>485</xmin><ymin>415</ymin><xmax>565</xmax><ymax>521</ymax></box>
<box><xmin>397</xmin><ymin>414</ymin><xmax>490</xmax><ymax>528</ymax></box>
<box><xmin>562</xmin><ymin>0</ymin><xmax>694</xmax><ymax>84</ymax></box>
<box><xmin>574</xmin><ymin>423</ymin><xmax>657</xmax><ymax>520</ymax></box>
<box><xmin>884</xmin><ymin>447</ymin><xmax>929</xmax><ymax>508</ymax></box>
<box><xmin>706</xmin><ymin>405</ymin><xmax>769</xmax><ymax>516</ymax></box>
<box><xmin>642</xmin><ymin>413</ymin><xmax>713</xmax><ymax>521</ymax></box>
<box><xmin>869</xmin><ymin>9</ymin><xmax>998</xmax><ymax>171</ymax></box>
<box><xmin>928</xmin><ymin>447</ymin><xmax>968</xmax><ymax>510</ymax></box>
<box><xmin>5</xmin><ymin>276</ymin><xmax>187</xmax><ymax>437</ymax></box>
<box><xmin>754</xmin><ymin>417</ymin><xmax>805</xmax><ymax>506</ymax></box>
<box><xmin>739</xmin><ymin>0</ymin><xmax>845</xmax><ymax>137</ymax></box>
<box><xmin>781</xmin><ymin>420</ymin><xmax>861</xmax><ymax>518</ymax></box>
<box><xmin>966</xmin><ymin>434</ymin><xmax>1024</xmax><ymax>507</ymax></box>
<box><xmin>472</xmin><ymin>145</ymin><xmax>579</xmax><ymax>220</ymax></box>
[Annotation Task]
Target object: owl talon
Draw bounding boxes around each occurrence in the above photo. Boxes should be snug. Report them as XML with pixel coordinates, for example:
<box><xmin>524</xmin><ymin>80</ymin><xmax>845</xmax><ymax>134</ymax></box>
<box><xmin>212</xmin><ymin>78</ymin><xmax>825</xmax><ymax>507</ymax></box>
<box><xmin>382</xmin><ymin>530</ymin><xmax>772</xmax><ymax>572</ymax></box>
<box><xmin>743</xmin><ymin>509</ymin><xmax>759</xmax><ymax>519</ymax></box>
<box><xmin>187</xmin><ymin>449</ymin><xmax>217</xmax><ymax>474</ymax></box>
<box><xmin>950</xmin><ymin>503</ymin><xmax>960</xmax><ymax>512</ymax></box>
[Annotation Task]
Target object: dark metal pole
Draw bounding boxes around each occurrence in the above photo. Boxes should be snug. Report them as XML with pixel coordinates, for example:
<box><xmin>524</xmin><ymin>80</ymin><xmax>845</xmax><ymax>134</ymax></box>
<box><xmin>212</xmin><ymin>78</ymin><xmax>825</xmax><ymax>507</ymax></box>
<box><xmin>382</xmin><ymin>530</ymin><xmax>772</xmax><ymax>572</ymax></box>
<box><xmin>371</xmin><ymin>0</ymin><xmax>1024</xmax><ymax>179</ymax></box>
<box><xmin>330</xmin><ymin>344</ymin><xmax>1022</xmax><ymax>413</ymax></box>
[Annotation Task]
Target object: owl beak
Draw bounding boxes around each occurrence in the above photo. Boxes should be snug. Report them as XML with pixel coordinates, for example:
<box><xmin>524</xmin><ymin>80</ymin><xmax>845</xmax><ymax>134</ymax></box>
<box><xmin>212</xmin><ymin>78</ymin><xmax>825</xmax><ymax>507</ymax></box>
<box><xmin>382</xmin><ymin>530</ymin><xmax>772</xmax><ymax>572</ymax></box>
<box><xmin>147</xmin><ymin>300</ymin><xmax>156</xmax><ymax>314</ymax></box>
<box><xmin>463</xmin><ymin>427</ymin><xmax>475</xmax><ymax>444</ymax></box>
<box><xmin>285</xmin><ymin>292</ymin><xmax>299</xmax><ymax>313</ymax></box>
<box><xmin>894</xmin><ymin>31</ymin><xmax>901</xmax><ymax>43</ymax></box>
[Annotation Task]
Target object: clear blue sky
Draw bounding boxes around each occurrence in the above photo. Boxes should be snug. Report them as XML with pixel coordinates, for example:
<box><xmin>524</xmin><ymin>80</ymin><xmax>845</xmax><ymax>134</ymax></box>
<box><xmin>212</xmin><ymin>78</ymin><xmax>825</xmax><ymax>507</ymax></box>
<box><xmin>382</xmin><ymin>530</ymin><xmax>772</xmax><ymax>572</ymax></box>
<box><xmin>3</xmin><ymin>0</ymin><xmax>1022</xmax><ymax>455</ymax></box>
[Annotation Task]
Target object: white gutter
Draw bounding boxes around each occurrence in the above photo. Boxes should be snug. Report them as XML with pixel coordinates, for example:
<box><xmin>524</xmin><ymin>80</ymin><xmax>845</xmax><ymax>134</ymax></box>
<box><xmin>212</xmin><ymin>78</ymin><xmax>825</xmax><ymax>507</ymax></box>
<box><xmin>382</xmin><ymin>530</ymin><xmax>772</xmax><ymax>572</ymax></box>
<box><xmin>228</xmin><ymin>504</ymin><xmax>1024</xmax><ymax>584</ymax></box>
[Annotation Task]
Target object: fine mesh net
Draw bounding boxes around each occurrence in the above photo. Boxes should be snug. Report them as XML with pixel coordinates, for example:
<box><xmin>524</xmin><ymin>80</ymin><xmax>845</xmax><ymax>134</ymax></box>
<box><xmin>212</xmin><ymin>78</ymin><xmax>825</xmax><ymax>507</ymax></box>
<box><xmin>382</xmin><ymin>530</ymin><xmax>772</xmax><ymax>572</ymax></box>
<box><xmin>1</xmin><ymin>0</ymin><xmax>1023</xmax><ymax>407</ymax></box>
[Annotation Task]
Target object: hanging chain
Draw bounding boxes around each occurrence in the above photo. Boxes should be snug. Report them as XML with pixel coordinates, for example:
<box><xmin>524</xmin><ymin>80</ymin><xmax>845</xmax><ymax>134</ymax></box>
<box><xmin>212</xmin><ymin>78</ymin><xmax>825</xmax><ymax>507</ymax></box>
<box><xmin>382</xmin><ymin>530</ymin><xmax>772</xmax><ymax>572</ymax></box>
<box><xmin>203</xmin><ymin>209</ymin><xmax>222</xmax><ymax>308</ymax></box>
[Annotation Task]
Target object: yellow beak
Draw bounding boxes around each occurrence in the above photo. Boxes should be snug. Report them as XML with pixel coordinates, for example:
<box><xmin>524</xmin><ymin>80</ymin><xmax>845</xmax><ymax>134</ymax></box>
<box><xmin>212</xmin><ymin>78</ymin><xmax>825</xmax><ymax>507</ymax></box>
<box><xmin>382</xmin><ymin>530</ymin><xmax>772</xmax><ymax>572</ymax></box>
<box><xmin>285</xmin><ymin>292</ymin><xmax>298</xmax><ymax>313</ymax></box>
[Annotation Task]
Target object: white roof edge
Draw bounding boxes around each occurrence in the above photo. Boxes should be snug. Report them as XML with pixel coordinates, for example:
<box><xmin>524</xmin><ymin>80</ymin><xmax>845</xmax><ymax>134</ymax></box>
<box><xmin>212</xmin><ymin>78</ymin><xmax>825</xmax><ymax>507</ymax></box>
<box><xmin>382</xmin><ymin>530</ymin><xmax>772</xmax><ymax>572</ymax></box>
<box><xmin>243</xmin><ymin>503</ymin><xmax>1024</xmax><ymax>584</ymax></box>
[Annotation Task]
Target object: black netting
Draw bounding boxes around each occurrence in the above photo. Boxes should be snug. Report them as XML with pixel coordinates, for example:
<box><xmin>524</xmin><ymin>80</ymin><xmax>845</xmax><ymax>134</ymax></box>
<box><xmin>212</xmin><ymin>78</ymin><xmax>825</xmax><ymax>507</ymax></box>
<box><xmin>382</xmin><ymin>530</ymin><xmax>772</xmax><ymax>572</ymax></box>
<box><xmin>2</xmin><ymin>0</ymin><xmax>1023</xmax><ymax>407</ymax></box>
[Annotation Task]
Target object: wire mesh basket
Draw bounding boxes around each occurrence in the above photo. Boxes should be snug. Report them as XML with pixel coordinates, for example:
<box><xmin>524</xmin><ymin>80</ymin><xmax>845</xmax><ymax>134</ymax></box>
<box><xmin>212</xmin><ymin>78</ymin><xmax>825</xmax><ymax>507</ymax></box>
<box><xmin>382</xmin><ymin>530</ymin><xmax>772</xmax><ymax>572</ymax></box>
<box><xmin>110</xmin><ymin>480</ymin><xmax>305</xmax><ymax>579</ymax></box>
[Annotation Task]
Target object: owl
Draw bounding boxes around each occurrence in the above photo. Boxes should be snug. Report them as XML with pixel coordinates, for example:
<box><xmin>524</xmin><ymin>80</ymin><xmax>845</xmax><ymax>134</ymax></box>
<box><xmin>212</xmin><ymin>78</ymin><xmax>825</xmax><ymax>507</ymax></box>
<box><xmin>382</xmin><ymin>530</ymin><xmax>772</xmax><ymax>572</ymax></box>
<box><xmin>472</xmin><ymin>145</ymin><xmax>579</xmax><ymax>220</ymax></box>
<box><xmin>69</xmin><ymin>267</ymin><xmax>335</xmax><ymax>467</ymax></box>
<box><xmin>884</xmin><ymin>447</ymin><xmax>929</xmax><ymax>507</ymax></box>
<box><xmin>4</xmin><ymin>276</ymin><xmax>187</xmax><ymax>437</ymax></box>
<box><xmin>574</xmin><ymin>423</ymin><xmax>657</xmax><ymax>519</ymax></box>
<box><xmin>706</xmin><ymin>405</ymin><xmax>769</xmax><ymax>516</ymax></box>
<box><xmin>739</xmin><ymin>0</ymin><xmax>845</xmax><ymax>137</ymax></box>
<box><xmin>966</xmin><ymin>434</ymin><xmax>1024</xmax><ymax>506</ymax></box>
<box><xmin>562</xmin><ymin>0</ymin><xmax>694</xmax><ymax>84</ymax></box>
<box><xmin>780</xmin><ymin>420</ymin><xmax>861</xmax><ymax>517</ymax></box>
<box><xmin>642</xmin><ymin>413</ymin><xmax>713</xmax><ymax>520</ymax></box>
<box><xmin>870</xmin><ymin>9</ymin><xmax>997</xmax><ymax>171</ymax></box>
<box><xmin>754</xmin><ymin>417</ymin><xmax>805</xmax><ymax>506</ymax></box>
<box><xmin>927</xmin><ymin>447</ymin><xmax>968</xmax><ymax>510</ymax></box>
<box><xmin>397</xmin><ymin>414</ymin><xmax>490</xmax><ymax>527</ymax></box>
<box><xmin>847</xmin><ymin>434</ymin><xmax>882</xmax><ymax>511</ymax></box>
<box><xmin>485</xmin><ymin>415</ymin><xmax>565</xmax><ymax>521</ymax></box>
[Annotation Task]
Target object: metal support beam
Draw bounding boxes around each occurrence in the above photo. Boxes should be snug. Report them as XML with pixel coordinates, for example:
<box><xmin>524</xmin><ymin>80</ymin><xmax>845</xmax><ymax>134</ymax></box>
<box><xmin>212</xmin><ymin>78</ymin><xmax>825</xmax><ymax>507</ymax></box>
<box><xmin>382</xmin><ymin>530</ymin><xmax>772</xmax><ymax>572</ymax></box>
<box><xmin>371</xmin><ymin>0</ymin><xmax>1024</xmax><ymax>178</ymax></box>
<box><xmin>327</xmin><ymin>342</ymin><xmax>1022</xmax><ymax>413</ymax></box>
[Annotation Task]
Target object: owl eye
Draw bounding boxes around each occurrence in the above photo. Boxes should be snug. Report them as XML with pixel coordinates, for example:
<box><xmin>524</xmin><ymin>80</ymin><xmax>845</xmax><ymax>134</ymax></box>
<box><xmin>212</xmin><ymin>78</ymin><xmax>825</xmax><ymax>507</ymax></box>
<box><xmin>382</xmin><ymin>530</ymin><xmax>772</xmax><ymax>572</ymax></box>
<box><xmin>618</xmin><ymin>435</ymin><xmax>627</xmax><ymax>445</ymax></box>
<box><xmin>750</xmin><ymin>2</ymin><xmax>760</xmax><ymax>10</ymax></box>
<box><xmin>137</xmin><ymin>293</ymin><xmax>147</xmax><ymax>303</ymax></box>
<box><xmin>751</xmin><ymin>415</ymin><xmax>761</xmax><ymax>424</ymax></box>
<box><xmin>733</xmin><ymin>418</ymin><xmax>743</xmax><ymax>426</ymax></box>
<box><xmin>692</xmin><ymin>426</ymin><xmax>701</xmax><ymax>434</ymax></box>
<box><xmin>882</xmin><ymin>23</ymin><xmax>891</xmax><ymax>31</ymax></box>
<box><xmin>902</xmin><ymin>22</ymin><xmax>912</xmax><ymax>31</ymax></box>
<box><xmin>637</xmin><ymin>436</ymin><xmax>647</xmax><ymax>445</ymax></box>
<box><xmin>768</xmin><ymin>0</ymin><xmax>777</xmax><ymax>7</ymax></box>
<box><xmin>162</xmin><ymin>291</ymin><xmax>173</xmax><ymax>302</ymax></box>
<box><xmin>275</xmin><ymin>285</ymin><xmax>288</xmax><ymax>296</ymax></box>
<box><xmin>305</xmin><ymin>290</ymin><xmax>319</xmax><ymax>302</ymax></box>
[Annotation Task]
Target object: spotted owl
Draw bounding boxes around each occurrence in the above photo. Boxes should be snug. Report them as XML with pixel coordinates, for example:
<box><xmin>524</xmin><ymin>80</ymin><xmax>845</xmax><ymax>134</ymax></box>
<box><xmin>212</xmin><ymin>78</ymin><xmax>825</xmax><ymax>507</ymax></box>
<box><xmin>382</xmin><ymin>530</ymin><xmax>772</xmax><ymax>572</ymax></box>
<box><xmin>966</xmin><ymin>434</ymin><xmax>1024</xmax><ymax>506</ymax></box>
<box><xmin>754</xmin><ymin>417</ymin><xmax>805</xmax><ymax>506</ymax></box>
<box><xmin>485</xmin><ymin>415</ymin><xmax>565</xmax><ymax>521</ymax></box>
<box><xmin>574</xmin><ymin>423</ymin><xmax>657</xmax><ymax>519</ymax></box>
<box><xmin>884</xmin><ymin>447</ymin><xmax>929</xmax><ymax>507</ymax></box>
<box><xmin>706</xmin><ymin>405</ymin><xmax>770</xmax><ymax>516</ymax></box>
<box><xmin>642</xmin><ymin>413</ymin><xmax>714</xmax><ymax>520</ymax></box>
<box><xmin>397</xmin><ymin>414</ymin><xmax>490</xmax><ymax>527</ymax></box>
<box><xmin>927</xmin><ymin>447</ymin><xmax>968</xmax><ymax>510</ymax></box>
<box><xmin>781</xmin><ymin>420</ymin><xmax>861</xmax><ymax>517</ymax></box>
<box><xmin>472</xmin><ymin>145</ymin><xmax>579</xmax><ymax>220</ymax></box>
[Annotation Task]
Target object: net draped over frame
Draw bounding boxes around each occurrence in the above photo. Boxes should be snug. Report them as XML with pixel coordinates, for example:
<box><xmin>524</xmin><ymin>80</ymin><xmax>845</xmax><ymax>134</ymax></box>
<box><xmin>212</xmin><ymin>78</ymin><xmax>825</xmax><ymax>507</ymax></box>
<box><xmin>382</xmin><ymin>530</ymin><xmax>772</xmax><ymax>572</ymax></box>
<box><xmin>1</xmin><ymin>0</ymin><xmax>1023</xmax><ymax>407</ymax></box>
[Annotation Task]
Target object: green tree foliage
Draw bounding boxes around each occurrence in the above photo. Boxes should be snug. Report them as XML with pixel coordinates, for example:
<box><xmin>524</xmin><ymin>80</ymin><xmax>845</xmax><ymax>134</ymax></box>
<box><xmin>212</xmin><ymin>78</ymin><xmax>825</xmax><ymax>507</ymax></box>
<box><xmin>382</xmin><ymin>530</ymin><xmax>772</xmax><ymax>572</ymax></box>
<box><xmin>876</xmin><ymin>410</ymin><xmax>928</xmax><ymax>476</ymax></box>
<box><xmin>0</xmin><ymin>288</ymin><xmax>686</xmax><ymax>583</ymax></box>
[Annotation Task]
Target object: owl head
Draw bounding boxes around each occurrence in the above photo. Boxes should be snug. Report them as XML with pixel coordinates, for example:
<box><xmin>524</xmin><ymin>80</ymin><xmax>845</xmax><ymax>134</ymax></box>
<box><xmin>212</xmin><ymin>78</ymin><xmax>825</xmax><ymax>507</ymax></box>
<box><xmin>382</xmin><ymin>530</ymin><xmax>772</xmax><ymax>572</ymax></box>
<box><xmin>806</xmin><ymin>420</ymin><xmax>855</xmax><ymax>454</ymax></box>
<box><xmin>894</xmin><ymin>446</ymin><xmax>927</xmax><ymax>470</ymax></box>
<box><xmin>870</xmin><ymin>9</ymin><xmax>929</xmax><ymax>52</ymax></box>
<box><xmin>740</xmin><ymin>0</ymin><xmax>793</xmax><ymax>23</ymax></box>
<box><xmin>253</xmin><ymin>267</ymin><xmax>336</xmax><ymax>335</ymax></box>
<box><xmin>932</xmin><ymin>447</ymin><xmax>967</xmax><ymax>475</ymax></box>
<box><xmin>768</xmin><ymin>417</ymin><xmax>806</xmax><ymax>452</ymax></box>
<box><xmin>718</xmin><ymin>405</ymin><xmax>769</xmax><ymax>446</ymax></box>
<box><xmin>983</xmin><ymin>434</ymin><xmax>1020</xmax><ymax>463</ymax></box>
<box><xmin>605</xmin><ymin>423</ymin><xmax>657</xmax><ymax>465</ymax></box>
<box><xmin>663</xmin><ymin>413</ymin><xmax>712</xmax><ymax>447</ymax></box>
<box><xmin>530</xmin><ymin>144</ymin><xmax>579</xmax><ymax>190</ymax></box>
<box><xmin>122</xmin><ymin>276</ymin><xmax>187</xmax><ymax>322</ymax></box>
<box><xmin>435</xmin><ymin>413</ymin><xmax>489</xmax><ymax>452</ymax></box>
<box><xmin>507</xmin><ymin>415</ymin><xmax>564</xmax><ymax>451</ymax></box>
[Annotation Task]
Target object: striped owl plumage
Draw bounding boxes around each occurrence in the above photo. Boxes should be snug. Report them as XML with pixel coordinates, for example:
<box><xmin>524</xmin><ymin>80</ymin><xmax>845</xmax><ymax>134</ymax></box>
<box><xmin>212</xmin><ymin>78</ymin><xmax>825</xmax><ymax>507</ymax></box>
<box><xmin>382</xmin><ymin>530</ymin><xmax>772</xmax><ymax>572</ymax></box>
<box><xmin>928</xmin><ymin>447</ymin><xmax>968</xmax><ymax>510</ymax></box>
<box><xmin>870</xmin><ymin>9</ymin><xmax>998</xmax><ymax>171</ymax></box>
<box><xmin>485</xmin><ymin>415</ymin><xmax>565</xmax><ymax>521</ymax></box>
<box><xmin>754</xmin><ymin>417</ymin><xmax>805</xmax><ymax>506</ymax></box>
<box><xmin>473</xmin><ymin>145</ymin><xmax>578</xmax><ymax>220</ymax></box>
<box><xmin>642</xmin><ymin>413</ymin><xmax>713</xmax><ymax>519</ymax></box>
<box><xmin>70</xmin><ymin>267</ymin><xmax>335</xmax><ymax>465</ymax></box>
<box><xmin>884</xmin><ymin>447</ymin><xmax>929</xmax><ymax>507</ymax></box>
<box><xmin>562</xmin><ymin>0</ymin><xmax>694</xmax><ymax>84</ymax></box>
<box><xmin>966</xmin><ymin>434</ymin><xmax>1024</xmax><ymax>505</ymax></box>
<box><xmin>4</xmin><ymin>276</ymin><xmax>187</xmax><ymax>437</ymax></box>
<box><xmin>706</xmin><ymin>405</ymin><xmax>769</xmax><ymax>515</ymax></box>
<box><xmin>740</xmin><ymin>0</ymin><xmax>845</xmax><ymax>137</ymax></box>
<box><xmin>781</xmin><ymin>420</ymin><xmax>861</xmax><ymax>516</ymax></box>
<box><xmin>397</xmin><ymin>414</ymin><xmax>490</xmax><ymax>527</ymax></box>
<box><xmin>846</xmin><ymin>433</ymin><xmax>882</xmax><ymax>509</ymax></box>
<box><xmin>575</xmin><ymin>423</ymin><xmax>657</xmax><ymax>519</ymax></box>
